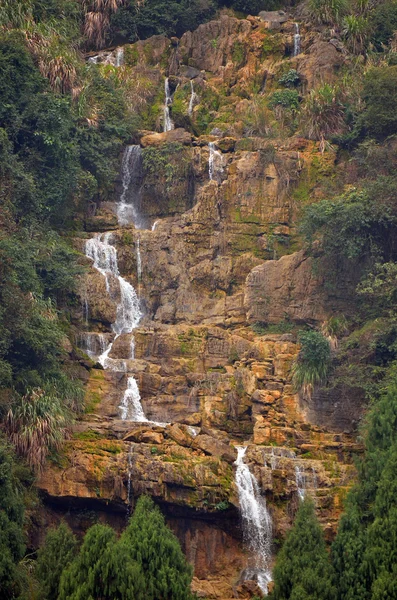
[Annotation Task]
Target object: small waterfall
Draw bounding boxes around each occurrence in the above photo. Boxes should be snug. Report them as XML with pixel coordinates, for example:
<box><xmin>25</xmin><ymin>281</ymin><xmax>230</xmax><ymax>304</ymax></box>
<box><xmin>126</xmin><ymin>444</ymin><xmax>133</xmax><ymax>516</ymax></box>
<box><xmin>117</xmin><ymin>145</ymin><xmax>144</xmax><ymax>228</ymax></box>
<box><xmin>188</xmin><ymin>80</ymin><xmax>198</xmax><ymax>116</ymax></box>
<box><xmin>82</xmin><ymin>297</ymin><xmax>89</xmax><ymax>325</ymax></box>
<box><xmin>79</xmin><ymin>332</ymin><xmax>108</xmax><ymax>359</ymax></box>
<box><xmin>208</xmin><ymin>142</ymin><xmax>224</xmax><ymax>183</ymax></box>
<box><xmin>295</xmin><ymin>465</ymin><xmax>307</xmax><ymax>501</ymax></box>
<box><xmin>119</xmin><ymin>376</ymin><xmax>147</xmax><ymax>421</ymax></box>
<box><xmin>235</xmin><ymin>447</ymin><xmax>272</xmax><ymax>595</ymax></box>
<box><xmin>295</xmin><ymin>464</ymin><xmax>318</xmax><ymax>501</ymax></box>
<box><xmin>151</xmin><ymin>220</ymin><xmax>159</xmax><ymax>231</ymax></box>
<box><xmin>115</xmin><ymin>47</ymin><xmax>124</xmax><ymax>67</ymax></box>
<box><xmin>163</xmin><ymin>78</ymin><xmax>174</xmax><ymax>132</ymax></box>
<box><xmin>85</xmin><ymin>233</ymin><xmax>142</xmax><ymax>369</ymax></box>
<box><xmin>293</xmin><ymin>23</ymin><xmax>301</xmax><ymax>57</ymax></box>
<box><xmin>136</xmin><ymin>238</ymin><xmax>142</xmax><ymax>283</ymax></box>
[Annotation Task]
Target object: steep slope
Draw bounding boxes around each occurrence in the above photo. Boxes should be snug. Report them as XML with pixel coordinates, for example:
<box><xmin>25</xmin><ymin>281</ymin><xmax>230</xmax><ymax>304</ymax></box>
<box><xmin>36</xmin><ymin>11</ymin><xmax>362</xmax><ymax>599</ymax></box>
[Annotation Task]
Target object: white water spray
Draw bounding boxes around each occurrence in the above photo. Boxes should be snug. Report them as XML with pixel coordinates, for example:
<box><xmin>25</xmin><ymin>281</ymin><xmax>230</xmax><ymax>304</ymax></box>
<box><xmin>136</xmin><ymin>238</ymin><xmax>142</xmax><ymax>283</ymax></box>
<box><xmin>163</xmin><ymin>78</ymin><xmax>174</xmax><ymax>132</ymax></box>
<box><xmin>293</xmin><ymin>23</ymin><xmax>301</xmax><ymax>57</ymax></box>
<box><xmin>235</xmin><ymin>447</ymin><xmax>273</xmax><ymax>594</ymax></box>
<box><xmin>188</xmin><ymin>80</ymin><xmax>198</xmax><ymax>116</ymax></box>
<box><xmin>151</xmin><ymin>220</ymin><xmax>159</xmax><ymax>231</ymax></box>
<box><xmin>209</xmin><ymin>142</ymin><xmax>224</xmax><ymax>183</ymax></box>
<box><xmin>117</xmin><ymin>145</ymin><xmax>144</xmax><ymax>227</ymax></box>
<box><xmin>119</xmin><ymin>376</ymin><xmax>147</xmax><ymax>421</ymax></box>
<box><xmin>115</xmin><ymin>47</ymin><xmax>124</xmax><ymax>67</ymax></box>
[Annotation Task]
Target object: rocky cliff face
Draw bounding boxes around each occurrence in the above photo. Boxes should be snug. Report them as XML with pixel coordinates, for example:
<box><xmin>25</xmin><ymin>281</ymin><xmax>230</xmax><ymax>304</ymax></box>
<box><xmin>38</xmin><ymin>11</ymin><xmax>362</xmax><ymax>599</ymax></box>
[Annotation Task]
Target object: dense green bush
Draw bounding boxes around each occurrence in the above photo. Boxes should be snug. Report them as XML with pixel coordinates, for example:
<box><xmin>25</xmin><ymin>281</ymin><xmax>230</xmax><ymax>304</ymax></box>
<box><xmin>361</xmin><ymin>66</ymin><xmax>397</xmax><ymax>139</ymax></box>
<box><xmin>268</xmin><ymin>89</ymin><xmax>300</xmax><ymax>110</ymax></box>
<box><xmin>292</xmin><ymin>330</ymin><xmax>331</xmax><ymax>395</ymax></box>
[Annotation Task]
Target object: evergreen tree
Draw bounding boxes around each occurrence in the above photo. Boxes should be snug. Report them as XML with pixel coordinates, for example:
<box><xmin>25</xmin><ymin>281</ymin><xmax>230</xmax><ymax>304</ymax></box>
<box><xmin>271</xmin><ymin>498</ymin><xmax>336</xmax><ymax>600</ymax></box>
<box><xmin>58</xmin><ymin>523</ymin><xmax>145</xmax><ymax>600</ymax></box>
<box><xmin>364</xmin><ymin>444</ymin><xmax>397</xmax><ymax>600</ymax></box>
<box><xmin>332</xmin><ymin>373</ymin><xmax>397</xmax><ymax>599</ymax></box>
<box><xmin>120</xmin><ymin>495</ymin><xmax>194</xmax><ymax>600</ymax></box>
<box><xmin>36</xmin><ymin>522</ymin><xmax>77</xmax><ymax>600</ymax></box>
<box><xmin>0</xmin><ymin>435</ymin><xmax>26</xmax><ymax>599</ymax></box>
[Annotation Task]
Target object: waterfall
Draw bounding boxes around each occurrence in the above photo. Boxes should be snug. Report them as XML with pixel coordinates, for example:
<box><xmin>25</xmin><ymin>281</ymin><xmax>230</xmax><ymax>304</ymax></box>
<box><xmin>117</xmin><ymin>145</ymin><xmax>144</xmax><ymax>228</ymax></box>
<box><xmin>235</xmin><ymin>447</ymin><xmax>273</xmax><ymax>595</ymax></box>
<box><xmin>151</xmin><ymin>220</ymin><xmax>159</xmax><ymax>231</ymax></box>
<box><xmin>295</xmin><ymin>465</ymin><xmax>307</xmax><ymax>501</ymax></box>
<box><xmin>115</xmin><ymin>47</ymin><xmax>124</xmax><ymax>67</ymax></box>
<box><xmin>208</xmin><ymin>142</ymin><xmax>224</xmax><ymax>183</ymax></box>
<box><xmin>188</xmin><ymin>80</ymin><xmax>198</xmax><ymax>116</ymax></box>
<box><xmin>126</xmin><ymin>444</ymin><xmax>133</xmax><ymax>516</ymax></box>
<box><xmin>136</xmin><ymin>238</ymin><xmax>142</xmax><ymax>283</ymax></box>
<box><xmin>163</xmin><ymin>78</ymin><xmax>174</xmax><ymax>132</ymax></box>
<box><xmin>82</xmin><ymin>297</ymin><xmax>89</xmax><ymax>325</ymax></box>
<box><xmin>119</xmin><ymin>376</ymin><xmax>147</xmax><ymax>421</ymax></box>
<box><xmin>85</xmin><ymin>232</ymin><xmax>142</xmax><ymax>370</ymax></box>
<box><xmin>293</xmin><ymin>23</ymin><xmax>301</xmax><ymax>57</ymax></box>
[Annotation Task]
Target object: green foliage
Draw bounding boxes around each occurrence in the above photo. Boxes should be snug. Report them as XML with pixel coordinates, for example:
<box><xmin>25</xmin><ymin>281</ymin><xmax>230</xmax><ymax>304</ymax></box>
<box><xmin>278</xmin><ymin>69</ymin><xmax>301</xmax><ymax>88</ymax></box>
<box><xmin>5</xmin><ymin>387</ymin><xmax>72</xmax><ymax>471</ymax></box>
<box><xmin>58</xmin><ymin>496</ymin><xmax>192</xmax><ymax>600</ymax></box>
<box><xmin>271</xmin><ymin>498</ymin><xmax>336</xmax><ymax>600</ymax></box>
<box><xmin>369</xmin><ymin>1</ymin><xmax>397</xmax><ymax>50</ymax></box>
<box><xmin>268</xmin><ymin>90</ymin><xmax>300</xmax><ymax>110</ymax></box>
<box><xmin>0</xmin><ymin>435</ymin><xmax>26</xmax><ymax>600</ymax></box>
<box><xmin>361</xmin><ymin>66</ymin><xmax>397</xmax><ymax>139</ymax></box>
<box><xmin>342</xmin><ymin>14</ymin><xmax>370</xmax><ymax>54</ymax></box>
<box><xmin>120</xmin><ymin>495</ymin><xmax>194</xmax><ymax>600</ymax></box>
<box><xmin>332</xmin><ymin>372</ymin><xmax>397</xmax><ymax>599</ymax></box>
<box><xmin>59</xmin><ymin>523</ymin><xmax>145</xmax><ymax>600</ymax></box>
<box><xmin>292</xmin><ymin>330</ymin><xmax>331</xmax><ymax>395</ymax></box>
<box><xmin>308</xmin><ymin>0</ymin><xmax>348</xmax><ymax>25</ymax></box>
<box><xmin>110</xmin><ymin>0</ymin><xmax>217</xmax><ymax>42</ymax></box>
<box><xmin>300</xmin><ymin>84</ymin><xmax>345</xmax><ymax>146</ymax></box>
<box><xmin>36</xmin><ymin>523</ymin><xmax>77</xmax><ymax>600</ymax></box>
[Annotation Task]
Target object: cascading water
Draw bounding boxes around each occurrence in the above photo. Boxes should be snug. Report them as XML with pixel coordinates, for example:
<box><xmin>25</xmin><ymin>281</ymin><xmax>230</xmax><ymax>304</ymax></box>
<box><xmin>119</xmin><ymin>376</ymin><xmax>147</xmax><ymax>421</ymax></box>
<box><xmin>295</xmin><ymin>465</ymin><xmax>307</xmax><ymax>501</ymax></box>
<box><xmin>117</xmin><ymin>145</ymin><xmax>144</xmax><ymax>228</ymax></box>
<box><xmin>85</xmin><ymin>232</ymin><xmax>142</xmax><ymax>371</ymax></box>
<box><xmin>115</xmin><ymin>47</ymin><xmax>124</xmax><ymax>67</ymax></box>
<box><xmin>209</xmin><ymin>142</ymin><xmax>224</xmax><ymax>183</ymax></box>
<box><xmin>235</xmin><ymin>447</ymin><xmax>273</xmax><ymax>594</ymax></box>
<box><xmin>188</xmin><ymin>80</ymin><xmax>198</xmax><ymax>116</ymax></box>
<box><xmin>293</xmin><ymin>23</ymin><xmax>301</xmax><ymax>57</ymax></box>
<box><xmin>163</xmin><ymin>78</ymin><xmax>174</xmax><ymax>132</ymax></box>
<box><xmin>136</xmin><ymin>238</ymin><xmax>142</xmax><ymax>283</ymax></box>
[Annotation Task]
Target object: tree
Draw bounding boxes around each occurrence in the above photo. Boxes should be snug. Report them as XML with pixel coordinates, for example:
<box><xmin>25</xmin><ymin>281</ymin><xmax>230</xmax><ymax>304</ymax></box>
<box><xmin>58</xmin><ymin>523</ymin><xmax>145</xmax><ymax>600</ymax></box>
<box><xmin>271</xmin><ymin>498</ymin><xmax>336</xmax><ymax>600</ymax></box>
<box><xmin>362</xmin><ymin>67</ymin><xmax>397</xmax><ymax>140</ymax></box>
<box><xmin>35</xmin><ymin>523</ymin><xmax>77</xmax><ymax>600</ymax></box>
<box><xmin>0</xmin><ymin>435</ymin><xmax>26</xmax><ymax>599</ymax></box>
<box><xmin>120</xmin><ymin>495</ymin><xmax>194</xmax><ymax>600</ymax></box>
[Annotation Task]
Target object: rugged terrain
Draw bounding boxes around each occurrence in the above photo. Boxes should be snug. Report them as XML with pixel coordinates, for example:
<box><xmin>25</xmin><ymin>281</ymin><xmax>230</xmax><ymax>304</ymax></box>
<box><xmin>36</xmin><ymin>11</ymin><xmax>363</xmax><ymax>598</ymax></box>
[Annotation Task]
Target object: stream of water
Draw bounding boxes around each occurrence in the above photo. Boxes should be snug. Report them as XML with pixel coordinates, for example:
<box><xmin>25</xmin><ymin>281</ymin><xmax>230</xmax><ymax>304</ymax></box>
<box><xmin>164</xmin><ymin>77</ymin><xmax>174</xmax><ymax>132</ymax></box>
<box><xmin>235</xmin><ymin>447</ymin><xmax>273</xmax><ymax>594</ymax></box>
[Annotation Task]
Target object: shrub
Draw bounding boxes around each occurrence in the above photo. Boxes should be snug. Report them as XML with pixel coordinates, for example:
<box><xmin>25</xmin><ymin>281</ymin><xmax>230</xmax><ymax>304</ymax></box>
<box><xmin>361</xmin><ymin>66</ymin><xmax>397</xmax><ymax>139</ymax></box>
<box><xmin>342</xmin><ymin>14</ymin><xmax>370</xmax><ymax>54</ymax></box>
<box><xmin>278</xmin><ymin>69</ymin><xmax>301</xmax><ymax>88</ymax></box>
<box><xmin>292</xmin><ymin>330</ymin><xmax>331</xmax><ymax>396</ymax></box>
<box><xmin>5</xmin><ymin>388</ymin><xmax>71</xmax><ymax>471</ymax></box>
<box><xmin>300</xmin><ymin>84</ymin><xmax>345</xmax><ymax>149</ymax></box>
<box><xmin>308</xmin><ymin>0</ymin><xmax>348</xmax><ymax>25</ymax></box>
<box><xmin>268</xmin><ymin>89</ymin><xmax>300</xmax><ymax>111</ymax></box>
